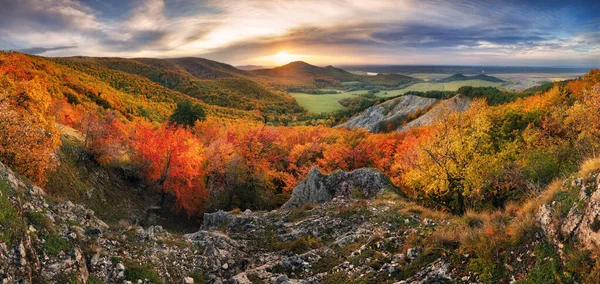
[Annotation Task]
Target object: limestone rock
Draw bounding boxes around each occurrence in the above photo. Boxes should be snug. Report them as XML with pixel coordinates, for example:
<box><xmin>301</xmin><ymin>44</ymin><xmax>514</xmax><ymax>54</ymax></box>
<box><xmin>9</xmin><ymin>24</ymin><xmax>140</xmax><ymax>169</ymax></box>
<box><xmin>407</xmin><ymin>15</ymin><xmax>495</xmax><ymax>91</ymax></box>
<box><xmin>281</xmin><ymin>167</ymin><xmax>400</xmax><ymax>209</ymax></box>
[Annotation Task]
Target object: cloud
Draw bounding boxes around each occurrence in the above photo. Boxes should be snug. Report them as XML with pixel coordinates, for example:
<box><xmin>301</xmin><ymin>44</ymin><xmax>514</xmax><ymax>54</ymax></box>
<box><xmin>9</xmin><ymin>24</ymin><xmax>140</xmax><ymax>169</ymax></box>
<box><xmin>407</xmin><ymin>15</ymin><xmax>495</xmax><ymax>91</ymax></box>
<box><xmin>19</xmin><ymin>46</ymin><xmax>77</xmax><ymax>55</ymax></box>
<box><xmin>0</xmin><ymin>0</ymin><xmax>597</xmax><ymax>66</ymax></box>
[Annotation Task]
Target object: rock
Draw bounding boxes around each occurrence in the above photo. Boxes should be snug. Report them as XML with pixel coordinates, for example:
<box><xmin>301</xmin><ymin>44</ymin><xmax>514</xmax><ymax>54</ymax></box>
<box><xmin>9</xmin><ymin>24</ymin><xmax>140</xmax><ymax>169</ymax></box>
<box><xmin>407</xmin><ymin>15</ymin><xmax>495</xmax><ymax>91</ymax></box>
<box><xmin>274</xmin><ymin>274</ymin><xmax>289</xmax><ymax>284</ymax></box>
<box><xmin>398</xmin><ymin>94</ymin><xmax>472</xmax><ymax>132</ymax></box>
<box><xmin>399</xmin><ymin>258</ymin><xmax>451</xmax><ymax>283</ymax></box>
<box><xmin>337</xmin><ymin>95</ymin><xmax>439</xmax><ymax>132</ymax></box>
<box><xmin>116</xmin><ymin>263</ymin><xmax>125</xmax><ymax>271</ymax></box>
<box><xmin>204</xmin><ymin>210</ymin><xmax>229</xmax><ymax>229</ymax></box>
<box><xmin>183</xmin><ymin>276</ymin><xmax>194</xmax><ymax>284</ymax></box>
<box><xmin>230</xmin><ymin>273</ymin><xmax>252</xmax><ymax>284</ymax></box>
<box><xmin>407</xmin><ymin>247</ymin><xmax>421</xmax><ymax>260</ymax></box>
<box><xmin>281</xmin><ymin>167</ymin><xmax>401</xmax><ymax>209</ymax></box>
<box><xmin>576</xmin><ymin>189</ymin><xmax>600</xmax><ymax>248</ymax></box>
<box><xmin>561</xmin><ymin>206</ymin><xmax>583</xmax><ymax>238</ymax></box>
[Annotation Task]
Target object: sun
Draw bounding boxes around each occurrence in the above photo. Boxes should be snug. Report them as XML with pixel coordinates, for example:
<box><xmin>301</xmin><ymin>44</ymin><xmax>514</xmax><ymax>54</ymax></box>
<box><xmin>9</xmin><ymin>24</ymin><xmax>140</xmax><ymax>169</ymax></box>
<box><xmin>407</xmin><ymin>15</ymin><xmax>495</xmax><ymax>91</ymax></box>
<box><xmin>273</xmin><ymin>51</ymin><xmax>292</xmax><ymax>64</ymax></box>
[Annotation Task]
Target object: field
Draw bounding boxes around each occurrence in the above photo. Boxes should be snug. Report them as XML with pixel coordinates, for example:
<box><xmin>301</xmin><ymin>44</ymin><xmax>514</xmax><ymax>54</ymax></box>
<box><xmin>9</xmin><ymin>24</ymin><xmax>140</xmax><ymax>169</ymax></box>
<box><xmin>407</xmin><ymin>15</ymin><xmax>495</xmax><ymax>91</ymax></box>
<box><xmin>290</xmin><ymin>79</ymin><xmax>503</xmax><ymax>113</ymax></box>
<box><xmin>492</xmin><ymin>73</ymin><xmax>582</xmax><ymax>91</ymax></box>
<box><xmin>289</xmin><ymin>92</ymin><xmax>358</xmax><ymax>113</ymax></box>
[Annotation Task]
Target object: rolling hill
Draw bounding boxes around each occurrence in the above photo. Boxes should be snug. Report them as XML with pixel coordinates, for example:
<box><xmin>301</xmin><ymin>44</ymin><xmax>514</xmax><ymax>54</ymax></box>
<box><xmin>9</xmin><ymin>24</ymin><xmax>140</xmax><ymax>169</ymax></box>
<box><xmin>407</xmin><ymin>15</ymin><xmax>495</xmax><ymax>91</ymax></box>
<box><xmin>250</xmin><ymin>61</ymin><xmax>423</xmax><ymax>90</ymax></box>
<box><xmin>437</xmin><ymin>73</ymin><xmax>504</xmax><ymax>83</ymax></box>
<box><xmin>51</xmin><ymin>56</ymin><xmax>303</xmax><ymax>115</ymax></box>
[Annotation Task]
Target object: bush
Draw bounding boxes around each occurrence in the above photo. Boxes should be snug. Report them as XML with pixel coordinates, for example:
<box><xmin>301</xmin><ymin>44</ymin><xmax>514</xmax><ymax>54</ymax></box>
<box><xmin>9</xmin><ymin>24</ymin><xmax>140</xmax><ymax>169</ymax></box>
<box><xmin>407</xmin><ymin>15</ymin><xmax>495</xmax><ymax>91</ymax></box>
<box><xmin>44</xmin><ymin>236</ymin><xmax>72</xmax><ymax>256</ymax></box>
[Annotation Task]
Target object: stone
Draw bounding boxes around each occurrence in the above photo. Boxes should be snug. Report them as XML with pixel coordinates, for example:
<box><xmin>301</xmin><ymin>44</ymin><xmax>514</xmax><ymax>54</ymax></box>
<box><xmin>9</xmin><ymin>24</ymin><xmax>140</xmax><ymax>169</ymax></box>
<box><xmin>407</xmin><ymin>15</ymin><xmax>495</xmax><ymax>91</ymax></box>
<box><xmin>274</xmin><ymin>274</ymin><xmax>289</xmax><ymax>284</ymax></box>
<box><xmin>116</xmin><ymin>263</ymin><xmax>125</xmax><ymax>271</ymax></box>
<box><xmin>183</xmin><ymin>277</ymin><xmax>194</xmax><ymax>284</ymax></box>
<box><xmin>281</xmin><ymin>167</ymin><xmax>401</xmax><ymax>209</ymax></box>
<box><xmin>203</xmin><ymin>210</ymin><xmax>229</xmax><ymax>229</ymax></box>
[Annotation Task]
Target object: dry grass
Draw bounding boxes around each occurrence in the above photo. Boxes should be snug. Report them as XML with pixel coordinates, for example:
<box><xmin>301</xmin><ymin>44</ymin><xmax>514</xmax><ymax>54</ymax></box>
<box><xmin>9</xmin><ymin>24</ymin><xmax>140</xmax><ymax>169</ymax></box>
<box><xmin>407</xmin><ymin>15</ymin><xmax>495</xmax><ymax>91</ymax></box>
<box><xmin>579</xmin><ymin>158</ymin><xmax>600</xmax><ymax>178</ymax></box>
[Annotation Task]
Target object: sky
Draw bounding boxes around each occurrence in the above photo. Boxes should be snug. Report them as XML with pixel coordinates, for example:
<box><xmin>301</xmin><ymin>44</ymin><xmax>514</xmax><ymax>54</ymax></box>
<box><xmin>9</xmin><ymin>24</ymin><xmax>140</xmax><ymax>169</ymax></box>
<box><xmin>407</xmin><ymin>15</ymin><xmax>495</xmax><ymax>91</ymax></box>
<box><xmin>0</xmin><ymin>0</ymin><xmax>599</xmax><ymax>67</ymax></box>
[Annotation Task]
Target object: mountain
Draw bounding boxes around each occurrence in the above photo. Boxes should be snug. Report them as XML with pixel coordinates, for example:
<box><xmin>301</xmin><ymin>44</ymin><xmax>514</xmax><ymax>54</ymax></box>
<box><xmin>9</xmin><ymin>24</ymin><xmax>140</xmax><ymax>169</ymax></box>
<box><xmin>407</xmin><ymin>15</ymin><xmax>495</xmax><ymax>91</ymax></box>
<box><xmin>250</xmin><ymin>61</ymin><xmax>423</xmax><ymax>90</ymax></box>
<box><xmin>437</xmin><ymin>73</ymin><xmax>504</xmax><ymax>83</ymax></box>
<box><xmin>51</xmin><ymin>56</ymin><xmax>304</xmax><ymax>115</ymax></box>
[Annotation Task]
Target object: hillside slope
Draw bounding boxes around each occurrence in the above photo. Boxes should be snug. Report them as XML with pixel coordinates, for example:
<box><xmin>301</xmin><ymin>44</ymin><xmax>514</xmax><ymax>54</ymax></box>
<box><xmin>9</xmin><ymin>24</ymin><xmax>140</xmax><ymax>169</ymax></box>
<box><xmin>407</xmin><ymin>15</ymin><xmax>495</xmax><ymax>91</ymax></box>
<box><xmin>53</xmin><ymin>56</ymin><xmax>303</xmax><ymax>115</ymax></box>
<box><xmin>0</xmin><ymin>159</ymin><xmax>558</xmax><ymax>283</ymax></box>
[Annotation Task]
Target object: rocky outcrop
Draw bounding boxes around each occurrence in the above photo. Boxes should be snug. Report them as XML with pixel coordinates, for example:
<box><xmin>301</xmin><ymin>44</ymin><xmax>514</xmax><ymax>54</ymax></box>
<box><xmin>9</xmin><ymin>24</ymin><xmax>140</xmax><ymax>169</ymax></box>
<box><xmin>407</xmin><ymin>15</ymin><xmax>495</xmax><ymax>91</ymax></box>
<box><xmin>337</xmin><ymin>95</ymin><xmax>438</xmax><ymax>132</ymax></box>
<box><xmin>398</xmin><ymin>94</ymin><xmax>472</xmax><ymax>132</ymax></box>
<box><xmin>281</xmin><ymin>167</ymin><xmax>400</xmax><ymax>210</ymax></box>
<box><xmin>538</xmin><ymin>173</ymin><xmax>600</xmax><ymax>258</ymax></box>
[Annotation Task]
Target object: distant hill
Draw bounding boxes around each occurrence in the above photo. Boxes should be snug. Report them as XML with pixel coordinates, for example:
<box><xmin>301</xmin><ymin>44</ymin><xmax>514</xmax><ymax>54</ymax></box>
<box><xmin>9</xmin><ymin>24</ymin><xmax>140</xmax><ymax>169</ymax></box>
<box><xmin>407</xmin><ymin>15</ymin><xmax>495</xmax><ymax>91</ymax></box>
<box><xmin>236</xmin><ymin>65</ymin><xmax>266</xmax><ymax>70</ymax></box>
<box><xmin>250</xmin><ymin>61</ymin><xmax>422</xmax><ymax>90</ymax></box>
<box><xmin>437</xmin><ymin>73</ymin><xmax>504</xmax><ymax>83</ymax></box>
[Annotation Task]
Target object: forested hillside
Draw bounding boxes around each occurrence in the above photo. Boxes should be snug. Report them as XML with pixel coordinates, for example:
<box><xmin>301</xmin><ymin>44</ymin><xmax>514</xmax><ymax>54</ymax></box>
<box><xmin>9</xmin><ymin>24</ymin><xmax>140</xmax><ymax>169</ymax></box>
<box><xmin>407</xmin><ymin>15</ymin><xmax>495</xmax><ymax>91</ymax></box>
<box><xmin>51</xmin><ymin>56</ymin><xmax>304</xmax><ymax>116</ymax></box>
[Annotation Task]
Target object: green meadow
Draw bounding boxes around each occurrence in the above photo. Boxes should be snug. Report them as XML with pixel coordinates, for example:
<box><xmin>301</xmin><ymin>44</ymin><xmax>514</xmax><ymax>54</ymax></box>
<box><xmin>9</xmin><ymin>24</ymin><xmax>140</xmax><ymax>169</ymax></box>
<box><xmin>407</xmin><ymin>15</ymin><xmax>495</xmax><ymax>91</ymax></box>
<box><xmin>290</xmin><ymin>79</ymin><xmax>503</xmax><ymax>113</ymax></box>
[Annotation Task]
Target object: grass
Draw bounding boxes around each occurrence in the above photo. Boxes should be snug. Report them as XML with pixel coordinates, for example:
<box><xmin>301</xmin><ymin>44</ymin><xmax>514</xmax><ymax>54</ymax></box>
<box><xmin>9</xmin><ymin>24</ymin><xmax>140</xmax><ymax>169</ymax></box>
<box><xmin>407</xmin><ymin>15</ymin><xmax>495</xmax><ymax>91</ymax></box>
<box><xmin>291</xmin><ymin>79</ymin><xmax>502</xmax><ymax>113</ymax></box>
<box><xmin>124</xmin><ymin>261</ymin><xmax>163</xmax><ymax>283</ymax></box>
<box><xmin>0</xmin><ymin>178</ymin><xmax>26</xmax><ymax>247</ymax></box>
<box><xmin>289</xmin><ymin>91</ymin><xmax>356</xmax><ymax>113</ymax></box>
<box><xmin>272</xmin><ymin>235</ymin><xmax>323</xmax><ymax>254</ymax></box>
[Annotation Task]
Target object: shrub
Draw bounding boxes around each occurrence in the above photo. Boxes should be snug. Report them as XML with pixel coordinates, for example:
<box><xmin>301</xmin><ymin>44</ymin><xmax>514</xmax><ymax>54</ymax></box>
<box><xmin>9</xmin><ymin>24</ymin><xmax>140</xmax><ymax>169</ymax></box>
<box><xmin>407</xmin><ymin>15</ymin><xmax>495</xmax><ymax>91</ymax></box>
<box><xmin>44</xmin><ymin>236</ymin><xmax>72</xmax><ymax>256</ymax></box>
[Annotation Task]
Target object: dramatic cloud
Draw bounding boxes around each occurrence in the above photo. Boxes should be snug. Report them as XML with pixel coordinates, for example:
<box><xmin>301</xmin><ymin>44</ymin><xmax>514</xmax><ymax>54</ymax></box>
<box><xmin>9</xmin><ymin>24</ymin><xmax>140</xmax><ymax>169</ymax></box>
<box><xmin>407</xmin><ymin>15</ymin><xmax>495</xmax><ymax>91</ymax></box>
<box><xmin>18</xmin><ymin>46</ymin><xmax>77</xmax><ymax>55</ymax></box>
<box><xmin>0</xmin><ymin>0</ymin><xmax>598</xmax><ymax>67</ymax></box>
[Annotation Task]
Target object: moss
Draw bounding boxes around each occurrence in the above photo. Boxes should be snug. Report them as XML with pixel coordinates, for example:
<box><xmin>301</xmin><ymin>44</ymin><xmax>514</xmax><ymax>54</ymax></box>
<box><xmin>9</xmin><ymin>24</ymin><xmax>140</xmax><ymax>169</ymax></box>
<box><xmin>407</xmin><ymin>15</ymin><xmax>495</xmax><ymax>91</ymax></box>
<box><xmin>124</xmin><ymin>261</ymin><xmax>163</xmax><ymax>284</ymax></box>
<box><xmin>190</xmin><ymin>270</ymin><xmax>208</xmax><ymax>283</ymax></box>
<box><xmin>110</xmin><ymin>256</ymin><xmax>124</xmax><ymax>266</ymax></box>
<box><xmin>26</xmin><ymin>211</ymin><xmax>56</xmax><ymax>234</ymax></box>
<box><xmin>0</xmin><ymin>179</ymin><xmax>26</xmax><ymax>246</ymax></box>
<box><xmin>44</xmin><ymin>235</ymin><xmax>72</xmax><ymax>256</ymax></box>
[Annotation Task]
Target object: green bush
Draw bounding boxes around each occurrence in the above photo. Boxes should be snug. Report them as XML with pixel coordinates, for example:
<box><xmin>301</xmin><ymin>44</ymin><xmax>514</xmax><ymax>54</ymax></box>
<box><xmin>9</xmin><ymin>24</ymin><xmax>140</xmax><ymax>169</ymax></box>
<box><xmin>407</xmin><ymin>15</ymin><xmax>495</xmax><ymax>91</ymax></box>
<box><xmin>44</xmin><ymin>235</ymin><xmax>72</xmax><ymax>256</ymax></box>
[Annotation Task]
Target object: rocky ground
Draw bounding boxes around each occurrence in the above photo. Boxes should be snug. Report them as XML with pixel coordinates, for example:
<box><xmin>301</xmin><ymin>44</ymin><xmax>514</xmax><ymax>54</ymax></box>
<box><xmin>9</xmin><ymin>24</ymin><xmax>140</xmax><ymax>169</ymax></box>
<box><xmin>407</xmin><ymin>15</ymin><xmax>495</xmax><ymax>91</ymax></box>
<box><xmin>2</xmin><ymin>159</ymin><xmax>599</xmax><ymax>283</ymax></box>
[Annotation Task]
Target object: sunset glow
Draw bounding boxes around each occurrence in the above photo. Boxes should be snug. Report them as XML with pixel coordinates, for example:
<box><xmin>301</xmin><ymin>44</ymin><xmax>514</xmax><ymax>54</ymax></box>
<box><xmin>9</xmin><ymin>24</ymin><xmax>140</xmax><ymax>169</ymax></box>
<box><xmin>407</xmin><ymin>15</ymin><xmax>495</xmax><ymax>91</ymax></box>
<box><xmin>0</xmin><ymin>0</ymin><xmax>598</xmax><ymax>67</ymax></box>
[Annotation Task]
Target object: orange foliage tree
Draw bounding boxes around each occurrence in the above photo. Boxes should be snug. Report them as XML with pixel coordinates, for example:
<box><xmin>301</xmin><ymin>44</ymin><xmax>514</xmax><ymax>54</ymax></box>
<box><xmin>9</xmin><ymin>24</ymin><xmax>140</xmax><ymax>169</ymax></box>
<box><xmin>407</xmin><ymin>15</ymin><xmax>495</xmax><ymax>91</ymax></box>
<box><xmin>131</xmin><ymin>122</ymin><xmax>208</xmax><ymax>216</ymax></box>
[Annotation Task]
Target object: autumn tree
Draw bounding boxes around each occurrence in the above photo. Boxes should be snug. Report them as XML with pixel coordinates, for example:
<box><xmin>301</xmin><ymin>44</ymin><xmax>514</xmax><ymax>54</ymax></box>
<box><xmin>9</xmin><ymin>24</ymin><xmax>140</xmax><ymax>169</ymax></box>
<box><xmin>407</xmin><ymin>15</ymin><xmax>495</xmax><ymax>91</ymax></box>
<box><xmin>0</xmin><ymin>74</ymin><xmax>60</xmax><ymax>184</ymax></box>
<box><xmin>402</xmin><ymin>101</ymin><xmax>507</xmax><ymax>215</ymax></box>
<box><xmin>131</xmin><ymin>122</ymin><xmax>208</xmax><ymax>216</ymax></box>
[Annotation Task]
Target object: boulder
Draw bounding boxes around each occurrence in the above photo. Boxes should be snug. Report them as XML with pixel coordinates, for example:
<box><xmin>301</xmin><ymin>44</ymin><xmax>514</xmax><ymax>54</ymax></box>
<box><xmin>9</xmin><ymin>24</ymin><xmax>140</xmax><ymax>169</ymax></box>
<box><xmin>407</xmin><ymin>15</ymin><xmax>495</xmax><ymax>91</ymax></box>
<box><xmin>281</xmin><ymin>167</ymin><xmax>400</xmax><ymax>210</ymax></box>
<box><xmin>203</xmin><ymin>210</ymin><xmax>229</xmax><ymax>229</ymax></box>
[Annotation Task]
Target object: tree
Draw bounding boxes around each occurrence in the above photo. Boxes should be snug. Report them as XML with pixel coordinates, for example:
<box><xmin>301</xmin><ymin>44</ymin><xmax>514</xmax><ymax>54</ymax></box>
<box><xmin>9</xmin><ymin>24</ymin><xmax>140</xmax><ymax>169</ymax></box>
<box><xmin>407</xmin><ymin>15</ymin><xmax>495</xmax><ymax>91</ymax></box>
<box><xmin>131</xmin><ymin>122</ymin><xmax>208</xmax><ymax>216</ymax></box>
<box><xmin>0</xmin><ymin>76</ymin><xmax>60</xmax><ymax>184</ymax></box>
<box><xmin>169</xmin><ymin>100</ymin><xmax>206</xmax><ymax>127</ymax></box>
<box><xmin>402</xmin><ymin>101</ymin><xmax>506</xmax><ymax>215</ymax></box>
